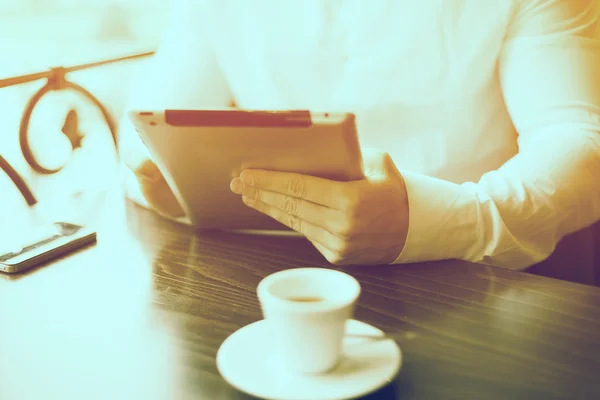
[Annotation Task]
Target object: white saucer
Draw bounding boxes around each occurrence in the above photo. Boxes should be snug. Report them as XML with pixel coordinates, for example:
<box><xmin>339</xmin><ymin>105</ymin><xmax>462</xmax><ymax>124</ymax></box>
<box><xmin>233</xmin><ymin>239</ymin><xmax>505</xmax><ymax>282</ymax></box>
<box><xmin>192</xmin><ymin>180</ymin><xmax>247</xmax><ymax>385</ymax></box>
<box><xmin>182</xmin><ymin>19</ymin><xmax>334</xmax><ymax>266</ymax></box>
<box><xmin>217</xmin><ymin>319</ymin><xmax>402</xmax><ymax>400</ymax></box>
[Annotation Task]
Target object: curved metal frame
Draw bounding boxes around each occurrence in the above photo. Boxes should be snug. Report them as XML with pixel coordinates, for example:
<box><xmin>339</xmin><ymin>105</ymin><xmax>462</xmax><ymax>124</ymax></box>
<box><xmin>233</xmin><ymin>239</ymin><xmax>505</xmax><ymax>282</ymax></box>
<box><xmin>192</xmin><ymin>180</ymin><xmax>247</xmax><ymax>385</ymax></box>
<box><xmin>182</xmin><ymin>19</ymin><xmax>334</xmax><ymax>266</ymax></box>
<box><xmin>19</xmin><ymin>68</ymin><xmax>118</xmax><ymax>174</ymax></box>
<box><xmin>0</xmin><ymin>51</ymin><xmax>154</xmax><ymax>206</ymax></box>
<box><xmin>0</xmin><ymin>155</ymin><xmax>37</xmax><ymax>206</ymax></box>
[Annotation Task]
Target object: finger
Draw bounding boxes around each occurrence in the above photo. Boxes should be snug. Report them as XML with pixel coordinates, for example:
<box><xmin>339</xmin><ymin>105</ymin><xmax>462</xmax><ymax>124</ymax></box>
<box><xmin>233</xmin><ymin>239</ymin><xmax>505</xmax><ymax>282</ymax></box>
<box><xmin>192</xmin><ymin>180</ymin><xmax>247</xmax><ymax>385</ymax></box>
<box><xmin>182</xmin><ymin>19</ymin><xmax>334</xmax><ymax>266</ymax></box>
<box><xmin>123</xmin><ymin>145</ymin><xmax>152</xmax><ymax>173</ymax></box>
<box><xmin>138</xmin><ymin>172</ymin><xmax>185</xmax><ymax>218</ymax></box>
<box><xmin>242</xmin><ymin>196</ymin><xmax>340</xmax><ymax>243</ymax></box>
<box><xmin>125</xmin><ymin>153</ymin><xmax>185</xmax><ymax>217</ymax></box>
<box><xmin>231</xmin><ymin>178</ymin><xmax>344</xmax><ymax>232</ymax></box>
<box><xmin>309</xmin><ymin>240</ymin><xmax>344</xmax><ymax>266</ymax></box>
<box><xmin>131</xmin><ymin>158</ymin><xmax>163</xmax><ymax>183</ymax></box>
<box><xmin>239</xmin><ymin>169</ymin><xmax>351</xmax><ymax>210</ymax></box>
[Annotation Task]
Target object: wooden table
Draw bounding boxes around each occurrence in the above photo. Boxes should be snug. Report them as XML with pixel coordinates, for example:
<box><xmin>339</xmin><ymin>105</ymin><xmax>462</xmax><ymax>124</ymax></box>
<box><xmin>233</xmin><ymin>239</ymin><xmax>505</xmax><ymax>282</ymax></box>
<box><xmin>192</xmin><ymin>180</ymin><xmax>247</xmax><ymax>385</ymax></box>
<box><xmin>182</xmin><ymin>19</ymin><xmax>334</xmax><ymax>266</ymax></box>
<box><xmin>1</xmin><ymin>191</ymin><xmax>599</xmax><ymax>400</ymax></box>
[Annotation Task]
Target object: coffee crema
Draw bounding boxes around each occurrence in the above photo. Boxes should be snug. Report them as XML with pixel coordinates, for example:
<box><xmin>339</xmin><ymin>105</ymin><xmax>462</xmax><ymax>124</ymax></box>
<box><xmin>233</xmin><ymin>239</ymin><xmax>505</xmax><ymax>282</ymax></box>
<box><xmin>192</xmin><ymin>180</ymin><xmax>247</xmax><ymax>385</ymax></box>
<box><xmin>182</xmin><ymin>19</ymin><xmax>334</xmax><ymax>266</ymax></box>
<box><xmin>284</xmin><ymin>296</ymin><xmax>324</xmax><ymax>303</ymax></box>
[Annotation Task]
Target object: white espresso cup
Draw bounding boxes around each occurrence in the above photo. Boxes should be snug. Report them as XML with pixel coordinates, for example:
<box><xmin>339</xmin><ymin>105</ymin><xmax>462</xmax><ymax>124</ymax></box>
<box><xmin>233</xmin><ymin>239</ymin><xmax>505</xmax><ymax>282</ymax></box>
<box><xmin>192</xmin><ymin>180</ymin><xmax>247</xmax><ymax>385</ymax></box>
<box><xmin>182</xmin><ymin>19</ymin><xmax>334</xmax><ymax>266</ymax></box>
<box><xmin>257</xmin><ymin>267</ymin><xmax>361</xmax><ymax>375</ymax></box>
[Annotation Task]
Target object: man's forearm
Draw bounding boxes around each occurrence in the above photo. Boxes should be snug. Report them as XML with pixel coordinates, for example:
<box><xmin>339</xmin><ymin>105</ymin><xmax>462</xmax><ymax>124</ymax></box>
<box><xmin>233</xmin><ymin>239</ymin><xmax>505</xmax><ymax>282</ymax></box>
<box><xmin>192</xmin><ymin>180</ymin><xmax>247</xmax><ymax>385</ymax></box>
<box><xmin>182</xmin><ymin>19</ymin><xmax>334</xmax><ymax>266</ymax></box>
<box><xmin>394</xmin><ymin>127</ymin><xmax>600</xmax><ymax>269</ymax></box>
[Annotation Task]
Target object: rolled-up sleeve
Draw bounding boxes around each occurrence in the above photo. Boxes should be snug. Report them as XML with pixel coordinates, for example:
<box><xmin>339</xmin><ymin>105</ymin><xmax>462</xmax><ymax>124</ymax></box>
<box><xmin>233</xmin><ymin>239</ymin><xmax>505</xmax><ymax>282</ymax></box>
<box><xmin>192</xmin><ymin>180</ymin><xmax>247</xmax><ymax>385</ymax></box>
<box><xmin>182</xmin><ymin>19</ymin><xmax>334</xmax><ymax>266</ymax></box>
<box><xmin>394</xmin><ymin>0</ymin><xmax>600</xmax><ymax>269</ymax></box>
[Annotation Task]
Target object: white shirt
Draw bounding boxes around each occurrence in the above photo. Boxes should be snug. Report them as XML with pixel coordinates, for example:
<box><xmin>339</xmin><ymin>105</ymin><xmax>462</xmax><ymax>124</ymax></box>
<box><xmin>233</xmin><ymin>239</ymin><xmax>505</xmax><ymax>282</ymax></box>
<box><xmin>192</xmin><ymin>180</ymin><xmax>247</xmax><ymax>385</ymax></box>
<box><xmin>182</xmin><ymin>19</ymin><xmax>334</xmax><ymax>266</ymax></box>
<box><xmin>121</xmin><ymin>0</ymin><xmax>600</xmax><ymax>270</ymax></box>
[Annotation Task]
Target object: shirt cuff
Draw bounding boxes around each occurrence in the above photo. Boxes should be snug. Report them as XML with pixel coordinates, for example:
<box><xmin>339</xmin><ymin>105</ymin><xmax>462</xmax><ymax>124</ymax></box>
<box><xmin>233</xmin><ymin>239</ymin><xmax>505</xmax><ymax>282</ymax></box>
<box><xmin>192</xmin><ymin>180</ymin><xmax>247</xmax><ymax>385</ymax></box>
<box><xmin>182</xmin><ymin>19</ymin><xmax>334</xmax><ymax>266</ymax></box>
<box><xmin>393</xmin><ymin>171</ymin><xmax>480</xmax><ymax>264</ymax></box>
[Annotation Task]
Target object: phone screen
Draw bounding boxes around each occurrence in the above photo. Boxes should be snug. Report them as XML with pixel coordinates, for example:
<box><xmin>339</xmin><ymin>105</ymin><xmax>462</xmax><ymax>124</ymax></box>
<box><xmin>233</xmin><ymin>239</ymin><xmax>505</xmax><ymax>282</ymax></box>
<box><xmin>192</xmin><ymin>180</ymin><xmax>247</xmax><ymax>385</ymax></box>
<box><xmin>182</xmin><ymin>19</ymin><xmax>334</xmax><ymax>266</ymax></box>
<box><xmin>0</xmin><ymin>224</ymin><xmax>64</xmax><ymax>262</ymax></box>
<box><xmin>0</xmin><ymin>222</ymin><xmax>95</xmax><ymax>272</ymax></box>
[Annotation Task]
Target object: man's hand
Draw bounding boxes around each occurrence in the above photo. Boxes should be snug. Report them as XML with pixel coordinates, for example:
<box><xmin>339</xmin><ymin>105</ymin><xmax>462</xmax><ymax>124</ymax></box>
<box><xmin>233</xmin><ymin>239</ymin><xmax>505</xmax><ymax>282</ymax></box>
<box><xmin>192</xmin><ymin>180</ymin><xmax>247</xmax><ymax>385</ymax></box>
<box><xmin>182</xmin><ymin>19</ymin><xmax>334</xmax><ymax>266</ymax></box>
<box><xmin>230</xmin><ymin>150</ymin><xmax>409</xmax><ymax>265</ymax></box>
<box><xmin>125</xmin><ymin>155</ymin><xmax>185</xmax><ymax>218</ymax></box>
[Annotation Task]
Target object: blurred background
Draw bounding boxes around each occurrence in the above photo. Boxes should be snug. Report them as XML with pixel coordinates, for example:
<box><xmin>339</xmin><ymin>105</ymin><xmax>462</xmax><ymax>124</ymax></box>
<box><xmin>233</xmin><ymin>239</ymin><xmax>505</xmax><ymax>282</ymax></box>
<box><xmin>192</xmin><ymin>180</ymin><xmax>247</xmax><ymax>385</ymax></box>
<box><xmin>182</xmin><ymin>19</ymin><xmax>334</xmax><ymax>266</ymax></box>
<box><xmin>0</xmin><ymin>0</ymin><xmax>170</xmax><ymax>223</ymax></box>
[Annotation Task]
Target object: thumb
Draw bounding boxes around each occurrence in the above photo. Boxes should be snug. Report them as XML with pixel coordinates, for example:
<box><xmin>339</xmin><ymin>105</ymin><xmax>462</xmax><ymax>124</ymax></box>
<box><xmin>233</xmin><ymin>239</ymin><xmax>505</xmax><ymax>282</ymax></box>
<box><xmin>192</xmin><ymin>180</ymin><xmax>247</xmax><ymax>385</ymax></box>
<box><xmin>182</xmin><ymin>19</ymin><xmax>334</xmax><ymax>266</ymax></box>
<box><xmin>124</xmin><ymin>148</ymin><xmax>162</xmax><ymax>182</ymax></box>
<box><xmin>133</xmin><ymin>158</ymin><xmax>163</xmax><ymax>182</ymax></box>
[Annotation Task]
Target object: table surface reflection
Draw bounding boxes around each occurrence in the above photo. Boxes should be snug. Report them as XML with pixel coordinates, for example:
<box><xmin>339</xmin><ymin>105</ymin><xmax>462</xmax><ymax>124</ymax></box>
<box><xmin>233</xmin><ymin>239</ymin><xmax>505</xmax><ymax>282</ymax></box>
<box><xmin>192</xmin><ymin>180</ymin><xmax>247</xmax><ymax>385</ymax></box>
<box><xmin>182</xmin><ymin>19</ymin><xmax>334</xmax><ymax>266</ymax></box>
<box><xmin>1</xmin><ymin>193</ymin><xmax>599</xmax><ymax>400</ymax></box>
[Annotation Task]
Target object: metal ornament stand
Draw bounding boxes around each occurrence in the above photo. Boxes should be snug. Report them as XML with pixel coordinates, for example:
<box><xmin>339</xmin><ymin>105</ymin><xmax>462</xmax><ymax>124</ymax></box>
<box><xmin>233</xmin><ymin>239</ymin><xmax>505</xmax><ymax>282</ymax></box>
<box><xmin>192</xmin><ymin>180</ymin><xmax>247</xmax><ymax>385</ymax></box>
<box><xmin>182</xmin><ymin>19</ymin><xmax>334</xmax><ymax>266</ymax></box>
<box><xmin>0</xmin><ymin>51</ymin><xmax>154</xmax><ymax>207</ymax></box>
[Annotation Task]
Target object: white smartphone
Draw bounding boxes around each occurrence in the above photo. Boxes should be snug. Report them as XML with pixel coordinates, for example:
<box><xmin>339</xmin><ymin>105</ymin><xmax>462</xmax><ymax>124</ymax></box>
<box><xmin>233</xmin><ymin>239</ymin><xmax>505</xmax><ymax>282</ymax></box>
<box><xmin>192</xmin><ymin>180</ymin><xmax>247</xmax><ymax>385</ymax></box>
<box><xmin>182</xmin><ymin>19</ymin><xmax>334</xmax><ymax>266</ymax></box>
<box><xmin>128</xmin><ymin>109</ymin><xmax>364</xmax><ymax>231</ymax></box>
<box><xmin>0</xmin><ymin>222</ymin><xmax>97</xmax><ymax>274</ymax></box>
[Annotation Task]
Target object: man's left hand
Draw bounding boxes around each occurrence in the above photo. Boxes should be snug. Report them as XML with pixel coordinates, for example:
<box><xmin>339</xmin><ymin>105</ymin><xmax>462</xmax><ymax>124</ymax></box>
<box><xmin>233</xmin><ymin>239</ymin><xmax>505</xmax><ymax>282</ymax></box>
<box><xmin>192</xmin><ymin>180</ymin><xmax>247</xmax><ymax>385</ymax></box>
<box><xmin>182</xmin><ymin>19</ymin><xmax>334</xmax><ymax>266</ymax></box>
<box><xmin>230</xmin><ymin>150</ymin><xmax>409</xmax><ymax>265</ymax></box>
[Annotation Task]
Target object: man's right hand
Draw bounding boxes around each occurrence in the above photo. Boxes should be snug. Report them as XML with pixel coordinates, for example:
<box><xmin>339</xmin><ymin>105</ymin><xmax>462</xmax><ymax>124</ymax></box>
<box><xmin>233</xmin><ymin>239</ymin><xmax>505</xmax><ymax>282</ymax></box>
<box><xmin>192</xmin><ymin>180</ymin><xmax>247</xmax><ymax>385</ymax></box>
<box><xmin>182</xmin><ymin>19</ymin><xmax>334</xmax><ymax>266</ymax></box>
<box><xmin>126</xmin><ymin>156</ymin><xmax>185</xmax><ymax>218</ymax></box>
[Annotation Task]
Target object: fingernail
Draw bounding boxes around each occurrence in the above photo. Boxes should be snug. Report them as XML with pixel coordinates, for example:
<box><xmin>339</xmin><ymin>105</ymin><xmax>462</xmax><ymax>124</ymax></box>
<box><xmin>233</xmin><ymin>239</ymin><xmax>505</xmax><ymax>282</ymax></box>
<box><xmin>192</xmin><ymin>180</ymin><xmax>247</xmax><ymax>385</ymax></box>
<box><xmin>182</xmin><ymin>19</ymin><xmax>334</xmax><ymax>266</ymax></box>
<box><xmin>230</xmin><ymin>178</ymin><xmax>243</xmax><ymax>194</ymax></box>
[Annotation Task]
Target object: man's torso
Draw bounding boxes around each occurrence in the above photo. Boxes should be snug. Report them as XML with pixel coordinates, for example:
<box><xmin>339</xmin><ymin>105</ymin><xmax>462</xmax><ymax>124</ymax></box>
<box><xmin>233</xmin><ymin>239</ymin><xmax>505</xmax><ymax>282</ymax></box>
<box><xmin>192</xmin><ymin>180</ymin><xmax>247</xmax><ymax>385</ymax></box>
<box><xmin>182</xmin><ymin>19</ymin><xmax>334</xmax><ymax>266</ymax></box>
<box><xmin>200</xmin><ymin>0</ymin><xmax>520</xmax><ymax>182</ymax></box>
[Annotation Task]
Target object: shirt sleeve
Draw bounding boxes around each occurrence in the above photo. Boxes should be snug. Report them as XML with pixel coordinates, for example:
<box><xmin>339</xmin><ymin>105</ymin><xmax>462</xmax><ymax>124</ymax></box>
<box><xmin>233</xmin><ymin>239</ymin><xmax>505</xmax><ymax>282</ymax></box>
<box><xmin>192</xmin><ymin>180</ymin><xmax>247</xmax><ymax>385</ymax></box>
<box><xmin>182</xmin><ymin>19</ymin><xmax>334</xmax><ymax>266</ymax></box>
<box><xmin>118</xmin><ymin>0</ymin><xmax>232</xmax><ymax>214</ymax></box>
<box><xmin>393</xmin><ymin>0</ymin><xmax>600</xmax><ymax>269</ymax></box>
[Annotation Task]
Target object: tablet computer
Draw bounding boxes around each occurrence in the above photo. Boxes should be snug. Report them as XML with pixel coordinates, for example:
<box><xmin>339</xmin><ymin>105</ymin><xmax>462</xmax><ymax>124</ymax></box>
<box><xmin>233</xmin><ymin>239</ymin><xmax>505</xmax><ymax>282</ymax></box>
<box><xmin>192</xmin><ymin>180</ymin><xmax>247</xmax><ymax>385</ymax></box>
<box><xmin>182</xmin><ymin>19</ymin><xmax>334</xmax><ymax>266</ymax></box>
<box><xmin>128</xmin><ymin>109</ymin><xmax>363</xmax><ymax>231</ymax></box>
